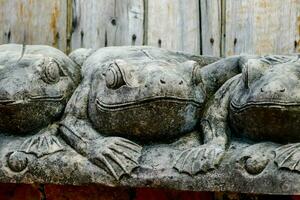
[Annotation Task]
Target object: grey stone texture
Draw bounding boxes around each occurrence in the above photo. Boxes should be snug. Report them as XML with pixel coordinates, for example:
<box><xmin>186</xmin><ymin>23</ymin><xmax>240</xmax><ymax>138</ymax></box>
<box><xmin>0</xmin><ymin>44</ymin><xmax>299</xmax><ymax>195</ymax></box>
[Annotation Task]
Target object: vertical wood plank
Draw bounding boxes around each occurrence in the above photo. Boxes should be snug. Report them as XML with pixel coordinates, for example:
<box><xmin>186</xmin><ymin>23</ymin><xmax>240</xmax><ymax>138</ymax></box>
<box><xmin>71</xmin><ymin>0</ymin><xmax>144</xmax><ymax>51</ymax></box>
<box><xmin>145</xmin><ymin>0</ymin><xmax>200</xmax><ymax>54</ymax></box>
<box><xmin>224</xmin><ymin>0</ymin><xmax>300</xmax><ymax>56</ymax></box>
<box><xmin>0</xmin><ymin>0</ymin><xmax>68</xmax><ymax>52</ymax></box>
<box><xmin>200</xmin><ymin>0</ymin><xmax>222</xmax><ymax>56</ymax></box>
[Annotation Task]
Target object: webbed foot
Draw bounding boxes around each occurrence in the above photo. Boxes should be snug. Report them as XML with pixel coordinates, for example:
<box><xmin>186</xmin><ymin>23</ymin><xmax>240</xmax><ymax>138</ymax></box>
<box><xmin>174</xmin><ymin>143</ymin><xmax>225</xmax><ymax>175</ymax></box>
<box><xmin>274</xmin><ymin>143</ymin><xmax>300</xmax><ymax>171</ymax></box>
<box><xmin>86</xmin><ymin>137</ymin><xmax>142</xmax><ymax>180</ymax></box>
<box><xmin>7</xmin><ymin>125</ymin><xmax>64</xmax><ymax>172</ymax></box>
<box><xmin>19</xmin><ymin>132</ymin><xmax>64</xmax><ymax>157</ymax></box>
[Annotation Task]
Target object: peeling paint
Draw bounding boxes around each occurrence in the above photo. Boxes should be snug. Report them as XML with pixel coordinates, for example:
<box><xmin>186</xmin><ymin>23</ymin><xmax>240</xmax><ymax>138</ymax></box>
<box><xmin>50</xmin><ymin>2</ymin><xmax>60</xmax><ymax>48</ymax></box>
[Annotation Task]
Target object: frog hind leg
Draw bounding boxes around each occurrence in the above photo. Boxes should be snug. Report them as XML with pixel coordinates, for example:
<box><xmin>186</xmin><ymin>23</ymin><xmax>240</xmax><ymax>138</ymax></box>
<box><xmin>274</xmin><ymin>143</ymin><xmax>300</xmax><ymax>172</ymax></box>
<box><xmin>7</xmin><ymin>124</ymin><xmax>64</xmax><ymax>172</ymax></box>
<box><xmin>19</xmin><ymin>125</ymin><xmax>64</xmax><ymax>158</ymax></box>
<box><xmin>87</xmin><ymin>137</ymin><xmax>142</xmax><ymax>180</ymax></box>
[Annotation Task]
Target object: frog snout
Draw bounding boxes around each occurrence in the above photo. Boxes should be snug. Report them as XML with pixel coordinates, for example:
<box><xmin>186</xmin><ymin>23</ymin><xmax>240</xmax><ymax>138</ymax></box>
<box><xmin>0</xmin><ymin>87</ymin><xmax>30</xmax><ymax>103</ymax></box>
<box><xmin>0</xmin><ymin>90</ymin><xmax>11</xmax><ymax>101</ymax></box>
<box><xmin>260</xmin><ymin>82</ymin><xmax>286</xmax><ymax>93</ymax></box>
<box><xmin>159</xmin><ymin>78</ymin><xmax>184</xmax><ymax>86</ymax></box>
<box><xmin>0</xmin><ymin>76</ymin><xmax>28</xmax><ymax>102</ymax></box>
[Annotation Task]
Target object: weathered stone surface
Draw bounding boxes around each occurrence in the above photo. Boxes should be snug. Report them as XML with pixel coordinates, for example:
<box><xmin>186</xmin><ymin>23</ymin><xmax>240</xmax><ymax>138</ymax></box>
<box><xmin>58</xmin><ymin>46</ymin><xmax>240</xmax><ymax>181</ymax></box>
<box><xmin>0</xmin><ymin>133</ymin><xmax>299</xmax><ymax>194</ymax></box>
<box><xmin>0</xmin><ymin>43</ymin><xmax>81</xmax><ymax>174</ymax></box>
<box><xmin>0</xmin><ymin>45</ymin><xmax>299</xmax><ymax>195</ymax></box>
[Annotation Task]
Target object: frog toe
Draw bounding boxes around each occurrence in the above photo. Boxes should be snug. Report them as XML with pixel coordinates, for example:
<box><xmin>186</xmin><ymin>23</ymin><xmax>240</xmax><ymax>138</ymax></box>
<box><xmin>274</xmin><ymin>143</ymin><xmax>300</xmax><ymax>171</ymax></box>
<box><xmin>174</xmin><ymin>148</ymin><xmax>205</xmax><ymax>175</ymax></box>
<box><xmin>191</xmin><ymin>148</ymin><xmax>212</xmax><ymax>174</ymax></box>
<box><xmin>92</xmin><ymin>154</ymin><xmax>121</xmax><ymax>180</ymax></box>
<box><xmin>192</xmin><ymin>147</ymin><xmax>223</xmax><ymax>173</ymax></box>
<box><xmin>92</xmin><ymin>147</ymin><xmax>140</xmax><ymax>180</ymax></box>
<box><xmin>20</xmin><ymin>134</ymin><xmax>64</xmax><ymax>158</ymax></box>
<box><xmin>89</xmin><ymin>137</ymin><xmax>142</xmax><ymax>180</ymax></box>
<box><xmin>174</xmin><ymin>144</ymin><xmax>224</xmax><ymax>175</ymax></box>
<box><xmin>173</xmin><ymin>149</ymin><xmax>191</xmax><ymax>174</ymax></box>
<box><xmin>108</xmin><ymin>145</ymin><xmax>139</xmax><ymax>165</ymax></box>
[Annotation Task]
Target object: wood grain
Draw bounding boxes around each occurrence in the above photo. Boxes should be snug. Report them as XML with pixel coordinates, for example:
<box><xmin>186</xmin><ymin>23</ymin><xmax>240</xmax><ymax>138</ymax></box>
<box><xmin>0</xmin><ymin>0</ymin><xmax>299</xmax><ymax>56</ymax></box>
<box><xmin>145</xmin><ymin>0</ymin><xmax>200</xmax><ymax>54</ymax></box>
<box><xmin>200</xmin><ymin>0</ymin><xmax>222</xmax><ymax>56</ymax></box>
<box><xmin>0</xmin><ymin>0</ymin><xmax>68</xmax><ymax>52</ymax></box>
<box><xmin>70</xmin><ymin>0</ymin><xmax>144</xmax><ymax>50</ymax></box>
<box><xmin>224</xmin><ymin>0</ymin><xmax>300</xmax><ymax>56</ymax></box>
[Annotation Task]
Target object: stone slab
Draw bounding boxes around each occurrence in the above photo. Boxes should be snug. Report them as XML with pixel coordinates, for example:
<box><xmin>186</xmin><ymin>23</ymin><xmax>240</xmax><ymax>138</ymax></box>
<box><xmin>0</xmin><ymin>132</ymin><xmax>298</xmax><ymax>195</ymax></box>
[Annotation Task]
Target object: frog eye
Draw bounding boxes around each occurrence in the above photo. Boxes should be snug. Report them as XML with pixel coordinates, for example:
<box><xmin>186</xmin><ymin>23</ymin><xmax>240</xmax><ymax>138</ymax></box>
<box><xmin>41</xmin><ymin>59</ymin><xmax>61</xmax><ymax>84</ymax></box>
<box><xmin>241</xmin><ymin>64</ymin><xmax>249</xmax><ymax>89</ymax></box>
<box><xmin>241</xmin><ymin>59</ymin><xmax>269</xmax><ymax>89</ymax></box>
<box><xmin>105</xmin><ymin>62</ymin><xmax>126</xmax><ymax>89</ymax></box>
<box><xmin>190</xmin><ymin>61</ymin><xmax>203</xmax><ymax>85</ymax></box>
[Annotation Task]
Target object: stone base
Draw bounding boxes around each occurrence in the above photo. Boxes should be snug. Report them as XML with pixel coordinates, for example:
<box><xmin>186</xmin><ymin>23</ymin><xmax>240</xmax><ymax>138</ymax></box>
<box><xmin>0</xmin><ymin>132</ymin><xmax>299</xmax><ymax>195</ymax></box>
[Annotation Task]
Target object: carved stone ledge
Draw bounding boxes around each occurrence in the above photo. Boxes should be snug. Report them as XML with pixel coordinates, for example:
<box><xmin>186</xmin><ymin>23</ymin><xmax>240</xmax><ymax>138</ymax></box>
<box><xmin>0</xmin><ymin>132</ymin><xmax>299</xmax><ymax>195</ymax></box>
<box><xmin>0</xmin><ymin>44</ymin><xmax>299</xmax><ymax>196</ymax></box>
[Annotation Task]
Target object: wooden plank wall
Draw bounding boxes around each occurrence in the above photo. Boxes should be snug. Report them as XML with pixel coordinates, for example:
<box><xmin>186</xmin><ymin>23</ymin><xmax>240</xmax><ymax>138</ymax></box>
<box><xmin>146</xmin><ymin>0</ymin><xmax>200</xmax><ymax>54</ymax></box>
<box><xmin>224</xmin><ymin>0</ymin><xmax>300</xmax><ymax>56</ymax></box>
<box><xmin>0</xmin><ymin>0</ymin><xmax>299</xmax><ymax>56</ymax></box>
<box><xmin>0</xmin><ymin>0</ymin><xmax>68</xmax><ymax>52</ymax></box>
<box><xmin>200</xmin><ymin>0</ymin><xmax>222</xmax><ymax>56</ymax></box>
<box><xmin>70</xmin><ymin>0</ymin><xmax>144</xmax><ymax>50</ymax></box>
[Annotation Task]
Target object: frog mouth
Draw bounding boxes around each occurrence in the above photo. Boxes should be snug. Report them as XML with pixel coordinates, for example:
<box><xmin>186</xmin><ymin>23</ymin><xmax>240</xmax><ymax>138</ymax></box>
<box><xmin>231</xmin><ymin>100</ymin><xmax>300</xmax><ymax>112</ymax></box>
<box><xmin>0</xmin><ymin>95</ymin><xmax>64</xmax><ymax>105</ymax></box>
<box><xmin>96</xmin><ymin>97</ymin><xmax>202</xmax><ymax>111</ymax></box>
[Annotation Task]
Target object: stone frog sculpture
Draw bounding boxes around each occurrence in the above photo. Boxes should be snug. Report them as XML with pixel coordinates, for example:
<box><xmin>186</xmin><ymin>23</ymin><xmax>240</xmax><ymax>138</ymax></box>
<box><xmin>60</xmin><ymin>46</ymin><xmax>242</xmax><ymax>180</ymax></box>
<box><xmin>193</xmin><ymin>55</ymin><xmax>300</xmax><ymax>174</ymax></box>
<box><xmin>0</xmin><ymin>44</ymin><xmax>81</xmax><ymax>172</ymax></box>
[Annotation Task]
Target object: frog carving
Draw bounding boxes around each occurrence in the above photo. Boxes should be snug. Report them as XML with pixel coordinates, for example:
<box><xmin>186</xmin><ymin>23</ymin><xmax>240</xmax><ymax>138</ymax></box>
<box><xmin>0</xmin><ymin>44</ymin><xmax>81</xmax><ymax>172</ymax></box>
<box><xmin>195</xmin><ymin>55</ymin><xmax>300</xmax><ymax>174</ymax></box>
<box><xmin>60</xmin><ymin>46</ymin><xmax>242</xmax><ymax>180</ymax></box>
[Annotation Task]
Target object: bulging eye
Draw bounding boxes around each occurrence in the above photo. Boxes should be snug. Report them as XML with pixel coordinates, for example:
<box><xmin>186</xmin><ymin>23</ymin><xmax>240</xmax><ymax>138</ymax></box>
<box><xmin>105</xmin><ymin>62</ymin><xmax>125</xmax><ymax>89</ymax></box>
<box><xmin>241</xmin><ymin>59</ymin><xmax>269</xmax><ymax>89</ymax></box>
<box><xmin>191</xmin><ymin>62</ymin><xmax>203</xmax><ymax>85</ymax></box>
<box><xmin>41</xmin><ymin>59</ymin><xmax>61</xmax><ymax>84</ymax></box>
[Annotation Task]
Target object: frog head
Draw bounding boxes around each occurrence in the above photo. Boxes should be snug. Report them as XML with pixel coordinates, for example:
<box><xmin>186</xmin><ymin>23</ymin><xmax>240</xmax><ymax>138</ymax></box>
<box><xmin>230</xmin><ymin>55</ymin><xmax>300</xmax><ymax>142</ymax></box>
<box><xmin>0</xmin><ymin>44</ymin><xmax>81</xmax><ymax>134</ymax></box>
<box><xmin>90</xmin><ymin>58</ymin><xmax>206</xmax><ymax>142</ymax></box>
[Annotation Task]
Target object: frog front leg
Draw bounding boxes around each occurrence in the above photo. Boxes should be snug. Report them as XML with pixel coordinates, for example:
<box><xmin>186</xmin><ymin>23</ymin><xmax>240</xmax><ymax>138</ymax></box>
<box><xmin>174</xmin><ymin>75</ymin><xmax>240</xmax><ymax>175</ymax></box>
<box><xmin>59</xmin><ymin>83</ymin><xmax>142</xmax><ymax>180</ymax></box>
